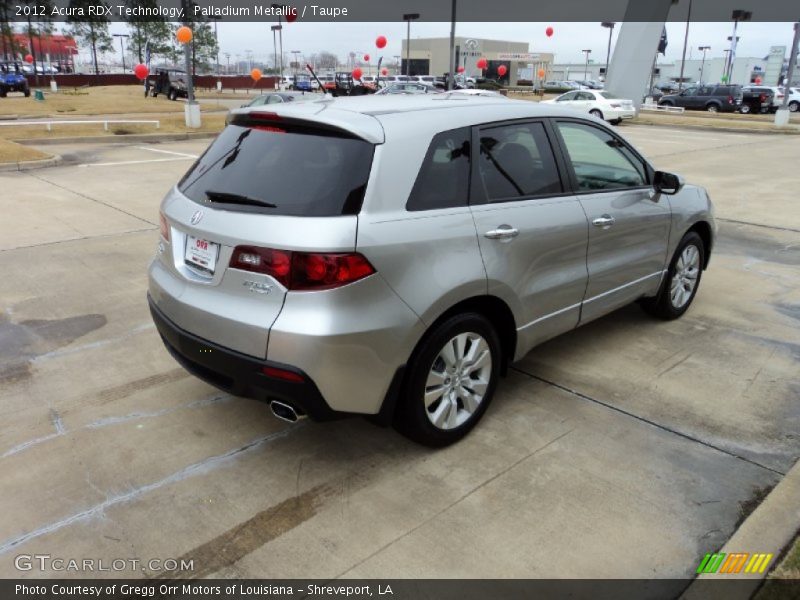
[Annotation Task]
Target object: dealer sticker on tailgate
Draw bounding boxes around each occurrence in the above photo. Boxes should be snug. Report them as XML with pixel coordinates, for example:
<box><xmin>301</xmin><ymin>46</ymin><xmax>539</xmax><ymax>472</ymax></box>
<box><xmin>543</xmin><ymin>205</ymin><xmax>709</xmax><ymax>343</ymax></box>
<box><xmin>185</xmin><ymin>235</ymin><xmax>219</xmax><ymax>274</ymax></box>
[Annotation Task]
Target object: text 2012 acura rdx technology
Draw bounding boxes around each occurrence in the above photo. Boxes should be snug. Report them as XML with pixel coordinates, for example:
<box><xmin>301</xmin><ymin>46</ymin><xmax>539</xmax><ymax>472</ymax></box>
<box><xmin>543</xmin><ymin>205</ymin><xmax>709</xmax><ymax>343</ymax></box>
<box><xmin>148</xmin><ymin>94</ymin><xmax>716</xmax><ymax>446</ymax></box>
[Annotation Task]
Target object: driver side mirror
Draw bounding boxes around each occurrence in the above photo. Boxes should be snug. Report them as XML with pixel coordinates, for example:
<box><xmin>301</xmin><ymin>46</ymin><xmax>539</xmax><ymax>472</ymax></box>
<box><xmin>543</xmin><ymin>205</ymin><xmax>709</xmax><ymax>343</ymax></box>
<box><xmin>653</xmin><ymin>171</ymin><xmax>684</xmax><ymax>195</ymax></box>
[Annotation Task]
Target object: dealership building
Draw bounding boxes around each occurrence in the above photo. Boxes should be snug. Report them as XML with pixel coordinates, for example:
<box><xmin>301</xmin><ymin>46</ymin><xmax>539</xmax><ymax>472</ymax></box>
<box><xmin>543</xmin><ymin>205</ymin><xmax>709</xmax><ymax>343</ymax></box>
<box><xmin>400</xmin><ymin>37</ymin><xmax>553</xmax><ymax>85</ymax></box>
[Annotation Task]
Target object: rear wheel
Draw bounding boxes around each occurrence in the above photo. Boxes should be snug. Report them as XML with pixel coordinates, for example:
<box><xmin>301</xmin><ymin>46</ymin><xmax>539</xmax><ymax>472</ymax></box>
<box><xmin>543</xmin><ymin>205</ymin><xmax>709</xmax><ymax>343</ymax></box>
<box><xmin>706</xmin><ymin>103</ymin><xmax>719</xmax><ymax>113</ymax></box>
<box><xmin>739</xmin><ymin>103</ymin><xmax>751</xmax><ymax>114</ymax></box>
<box><xmin>168</xmin><ymin>88</ymin><xmax>177</xmax><ymax>101</ymax></box>
<box><xmin>23</xmin><ymin>86</ymin><xmax>30</xmax><ymax>98</ymax></box>
<box><xmin>641</xmin><ymin>232</ymin><xmax>705</xmax><ymax>320</ymax></box>
<box><xmin>589</xmin><ymin>109</ymin><xmax>603</xmax><ymax>119</ymax></box>
<box><xmin>659</xmin><ymin>100</ymin><xmax>673</xmax><ymax>107</ymax></box>
<box><xmin>394</xmin><ymin>313</ymin><xmax>501</xmax><ymax>447</ymax></box>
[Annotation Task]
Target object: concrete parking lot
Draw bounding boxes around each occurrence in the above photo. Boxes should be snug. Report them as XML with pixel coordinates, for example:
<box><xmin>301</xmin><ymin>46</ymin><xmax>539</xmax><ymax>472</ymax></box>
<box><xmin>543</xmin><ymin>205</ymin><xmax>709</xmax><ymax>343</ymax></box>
<box><xmin>0</xmin><ymin>125</ymin><xmax>798</xmax><ymax>580</ymax></box>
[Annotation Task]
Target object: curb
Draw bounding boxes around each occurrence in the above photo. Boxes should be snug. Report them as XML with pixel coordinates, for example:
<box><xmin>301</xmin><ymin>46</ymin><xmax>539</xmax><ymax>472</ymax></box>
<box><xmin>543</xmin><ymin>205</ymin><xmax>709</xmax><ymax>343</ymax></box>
<box><xmin>681</xmin><ymin>458</ymin><xmax>800</xmax><ymax>600</ymax></box>
<box><xmin>0</xmin><ymin>154</ymin><xmax>61</xmax><ymax>172</ymax></box>
<box><xmin>13</xmin><ymin>132</ymin><xmax>219</xmax><ymax>146</ymax></box>
<box><xmin>628</xmin><ymin>121</ymin><xmax>800</xmax><ymax>135</ymax></box>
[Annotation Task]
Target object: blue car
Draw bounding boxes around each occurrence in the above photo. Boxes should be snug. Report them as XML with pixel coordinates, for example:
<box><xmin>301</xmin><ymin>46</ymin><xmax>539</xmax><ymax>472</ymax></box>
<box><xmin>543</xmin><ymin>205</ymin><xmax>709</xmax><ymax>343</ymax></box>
<box><xmin>0</xmin><ymin>62</ymin><xmax>31</xmax><ymax>98</ymax></box>
<box><xmin>292</xmin><ymin>74</ymin><xmax>313</xmax><ymax>92</ymax></box>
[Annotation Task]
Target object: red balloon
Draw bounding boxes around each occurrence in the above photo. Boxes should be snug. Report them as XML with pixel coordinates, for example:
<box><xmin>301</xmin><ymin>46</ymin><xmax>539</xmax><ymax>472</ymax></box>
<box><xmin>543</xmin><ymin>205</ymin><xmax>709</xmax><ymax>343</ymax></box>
<box><xmin>381</xmin><ymin>68</ymin><xmax>388</xmax><ymax>76</ymax></box>
<box><xmin>497</xmin><ymin>65</ymin><xmax>507</xmax><ymax>76</ymax></box>
<box><xmin>352</xmin><ymin>67</ymin><xmax>363</xmax><ymax>79</ymax></box>
<box><xmin>457</xmin><ymin>66</ymin><xmax>465</xmax><ymax>73</ymax></box>
<box><xmin>363</xmin><ymin>54</ymin><xmax>370</xmax><ymax>62</ymax></box>
<box><xmin>133</xmin><ymin>63</ymin><xmax>149</xmax><ymax>80</ymax></box>
<box><xmin>755</xmin><ymin>77</ymin><xmax>762</xmax><ymax>84</ymax></box>
<box><xmin>546</xmin><ymin>26</ymin><xmax>554</xmax><ymax>37</ymax></box>
<box><xmin>477</xmin><ymin>58</ymin><xmax>487</xmax><ymax>70</ymax></box>
<box><xmin>24</xmin><ymin>53</ymin><xmax>34</xmax><ymax>64</ymax></box>
<box><xmin>285</xmin><ymin>6</ymin><xmax>297</xmax><ymax>22</ymax></box>
<box><xmin>375</xmin><ymin>35</ymin><xmax>387</xmax><ymax>49</ymax></box>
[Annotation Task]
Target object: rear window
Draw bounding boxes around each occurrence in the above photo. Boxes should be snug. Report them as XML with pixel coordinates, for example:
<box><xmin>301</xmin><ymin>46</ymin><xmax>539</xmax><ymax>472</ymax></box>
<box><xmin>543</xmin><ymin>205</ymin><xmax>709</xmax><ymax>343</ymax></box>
<box><xmin>406</xmin><ymin>127</ymin><xmax>471</xmax><ymax>211</ymax></box>
<box><xmin>179</xmin><ymin>122</ymin><xmax>374</xmax><ymax>217</ymax></box>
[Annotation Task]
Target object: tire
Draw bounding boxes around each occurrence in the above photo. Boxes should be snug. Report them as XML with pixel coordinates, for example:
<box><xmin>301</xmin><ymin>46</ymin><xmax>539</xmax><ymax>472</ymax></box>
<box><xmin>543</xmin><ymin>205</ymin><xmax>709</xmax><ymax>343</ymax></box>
<box><xmin>739</xmin><ymin>103</ymin><xmax>751</xmax><ymax>114</ymax></box>
<box><xmin>589</xmin><ymin>109</ymin><xmax>603</xmax><ymax>120</ymax></box>
<box><xmin>659</xmin><ymin>100</ymin><xmax>673</xmax><ymax>107</ymax></box>
<box><xmin>0</xmin><ymin>88</ymin><xmax>6</xmax><ymax>98</ymax></box>
<box><xmin>168</xmin><ymin>88</ymin><xmax>177</xmax><ymax>101</ymax></box>
<box><xmin>23</xmin><ymin>87</ymin><xmax>30</xmax><ymax>98</ymax></box>
<box><xmin>641</xmin><ymin>232</ymin><xmax>705</xmax><ymax>320</ymax></box>
<box><xmin>610</xmin><ymin>118</ymin><xmax>622</xmax><ymax>125</ymax></box>
<box><xmin>789</xmin><ymin>101</ymin><xmax>799</xmax><ymax>113</ymax></box>
<box><xmin>705</xmin><ymin>103</ymin><xmax>719</xmax><ymax>113</ymax></box>
<box><xmin>394</xmin><ymin>312</ymin><xmax>502</xmax><ymax>447</ymax></box>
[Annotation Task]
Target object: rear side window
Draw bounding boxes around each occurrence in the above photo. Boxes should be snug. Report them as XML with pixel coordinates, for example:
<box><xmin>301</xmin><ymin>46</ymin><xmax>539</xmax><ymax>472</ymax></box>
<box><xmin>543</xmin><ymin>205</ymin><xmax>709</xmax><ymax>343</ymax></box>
<box><xmin>179</xmin><ymin>122</ymin><xmax>374</xmax><ymax>216</ymax></box>
<box><xmin>406</xmin><ymin>128</ymin><xmax>471</xmax><ymax>211</ymax></box>
<box><xmin>478</xmin><ymin>122</ymin><xmax>562</xmax><ymax>202</ymax></box>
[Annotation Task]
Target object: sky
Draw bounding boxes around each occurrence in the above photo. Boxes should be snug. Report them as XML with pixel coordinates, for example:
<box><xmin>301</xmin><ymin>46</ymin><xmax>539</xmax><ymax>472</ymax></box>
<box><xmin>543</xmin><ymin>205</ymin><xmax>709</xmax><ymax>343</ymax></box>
<box><xmin>95</xmin><ymin>20</ymin><xmax>791</xmax><ymax>67</ymax></box>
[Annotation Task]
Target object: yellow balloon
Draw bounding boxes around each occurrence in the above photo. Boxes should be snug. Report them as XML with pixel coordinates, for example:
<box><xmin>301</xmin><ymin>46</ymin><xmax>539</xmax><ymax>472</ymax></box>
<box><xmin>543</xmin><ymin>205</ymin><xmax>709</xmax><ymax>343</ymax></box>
<box><xmin>176</xmin><ymin>26</ymin><xmax>193</xmax><ymax>44</ymax></box>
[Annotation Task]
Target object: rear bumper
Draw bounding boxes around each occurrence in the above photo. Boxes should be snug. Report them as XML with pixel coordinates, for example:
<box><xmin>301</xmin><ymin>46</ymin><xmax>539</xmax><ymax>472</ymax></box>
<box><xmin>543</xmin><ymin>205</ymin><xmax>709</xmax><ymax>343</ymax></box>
<box><xmin>148</xmin><ymin>294</ymin><xmax>342</xmax><ymax>421</ymax></box>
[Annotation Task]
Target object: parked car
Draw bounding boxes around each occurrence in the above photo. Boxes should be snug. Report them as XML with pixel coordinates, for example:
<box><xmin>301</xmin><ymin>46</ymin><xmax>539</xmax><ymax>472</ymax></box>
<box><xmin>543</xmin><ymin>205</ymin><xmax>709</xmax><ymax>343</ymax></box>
<box><xmin>789</xmin><ymin>88</ymin><xmax>800</xmax><ymax>112</ymax></box>
<box><xmin>374</xmin><ymin>82</ymin><xmax>442</xmax><ymax>95</ymax></box>
<box><xmin>0</xmin><ymin>61</ymin><xmax>31</xmax><ymax>98</ymax></box>
<box><xmin>291</xmin><ymin>74</ymin><xmax>314</xmax><ymax>92</ymax></box>
<box><xmin>147</xmin><ymin>68</ymin><xmax>188</xmax><ymax>101</ymax></box>
<box><xmin>739</xmin><ymin>86</ymin><xmax>775</xmax><ymax>114</ymax></box>
<box><xmin>241</xmin><ymin>92</ymin><xmax>313</xmax><ymax>107</ymax></box>
<box><xmin>658</xmin><ymin>84</ymin><xmax>743</xmax><ymax>113</ymax></box>
<box><xmin>542</xmin><ymin>89</ymin><xmax>636</xmax><ymax>124</ymax></box>
<box><xmin>149</xmin><ymin>95</ymin><xmax>716</xmax><ymax>446</ymax></box>
<box><xmin>644</xmin><ymin>87</ymin><xmax>664</xmax><ymax>103</ymax></box>
<box><xmin>657</xmin><ymin>82</ymin><xmax>680</xmax><ymax>93</ymax></box>
<box><xmin>454</xmin><ymin>75</ymin><xmax>476</xmax><ymax>89</ymax></box>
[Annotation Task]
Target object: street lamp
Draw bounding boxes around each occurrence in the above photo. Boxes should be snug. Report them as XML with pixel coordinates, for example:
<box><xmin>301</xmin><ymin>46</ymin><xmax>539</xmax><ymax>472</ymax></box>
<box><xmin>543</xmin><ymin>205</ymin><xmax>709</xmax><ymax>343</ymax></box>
<box><xmin>113</xmin><ymin>33</ymin><xmax>129</xmax><ymax>72</ymax></box>
<box><xmin>726</xmin><ymin>10</ymin><xmax>752</xmax><ymax>82</ymax></box>
<box><xmin>224</xmin><ymin>52</ymin><xmax>230</xmax><ymax>74</ymax></box>
<box><xmin>208</xmin><ymin>15</ymin><xmax>221</xmax><ymax>77</ymax></box>
<box><xmin>403</xmin><ymin>13</ymin><xmax>420</xmax><ymax>77</ymax></box>
<box><xmin>271</xmin><ymin>4</ymin><xmax>285</xmax><ymax>84</ymax></box>
<box><xmin>601</xmin><ymin>22</ymin><xmax>614</xmax><ymax>81</ymax></box>
<box><xmin>291</xmin><ymin>50</ymin><xmax>300</xmax><ymax>77</ymax></box>
<box><xmin>698</xmin><ymin>45</ymin><xmax>710</xmax><ymax>84</ymax></box>
<box><xmin>270</xmin><ymin>25</ymin><xmax>281</xmax><ymax>80</ymax></box>
<box><xmin>582</xmin><ymin>49</ymin><xmax>591</xmax><ymax>80</ymax></box>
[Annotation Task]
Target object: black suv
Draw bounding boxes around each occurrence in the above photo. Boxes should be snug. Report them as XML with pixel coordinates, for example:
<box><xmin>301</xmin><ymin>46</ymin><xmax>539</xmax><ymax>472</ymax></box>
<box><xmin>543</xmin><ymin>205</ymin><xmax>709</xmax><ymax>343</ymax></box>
<box><xmin>658</xmin><ymin>84</ymin><xmax>743</xmax><ymax>113</ymax></box>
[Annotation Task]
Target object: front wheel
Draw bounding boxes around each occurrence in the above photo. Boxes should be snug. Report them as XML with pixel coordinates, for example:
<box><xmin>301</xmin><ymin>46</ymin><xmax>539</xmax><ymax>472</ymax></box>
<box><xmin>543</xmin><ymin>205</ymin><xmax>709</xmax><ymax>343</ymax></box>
<box><xmin>739</xmin><ymin>104</ymin><xmax>751</xmax><ymax>114</ymax></box>
<box><xmin>168</xmin><ymin>89</ymin><xmax>177</xmax><ymax>101</ymax></box>
<box><xmin>641</xmin><ymin>232</ymin><xmax>705</xmax><ymax>320</ymax></box>
<box><xmin>789</xmin><ymin>101</ymin><xmax>799</xmax><ymax>113</ymax></box>
<box><xmin>394</xmin><ymin>313</ymin><xmax>501</xmax><ymax>447</ymax></box>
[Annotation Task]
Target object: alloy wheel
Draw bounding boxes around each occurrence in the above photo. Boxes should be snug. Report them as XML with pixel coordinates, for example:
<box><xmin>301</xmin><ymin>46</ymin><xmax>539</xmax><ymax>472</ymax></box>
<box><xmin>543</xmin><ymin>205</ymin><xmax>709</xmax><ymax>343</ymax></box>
<box><xmin>670</xmin><ymin>244</ymin><xmax>700</xmax><ymax>309</ymax></box>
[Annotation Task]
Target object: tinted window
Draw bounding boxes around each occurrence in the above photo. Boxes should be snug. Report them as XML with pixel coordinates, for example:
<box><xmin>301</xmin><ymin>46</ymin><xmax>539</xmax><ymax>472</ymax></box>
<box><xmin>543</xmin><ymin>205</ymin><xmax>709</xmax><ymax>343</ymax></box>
<box><xmin>557</xmin><ymin>91</ymin><xmax>578</xmax><ymax>102</ymax></box>
<box><xmin>179</xmin><ymin>123</ymin><xmax>374</xmax><ymax>217</ymax></box>
<box><xmin>576</xmin><ymin>91</ymin><xmax>595</xmax><ymax>100</ymax></box>
<box><xmin>478</xmin><ymin>122</ymin><xmax>562</xmax><ymax>202</ymax></box>
<box><xmin>406</xmin><ymin>128</ymin><xmax>471</xmax><ymax>211</ymax></box>
<box><xmin>557</xmin><ymin>122</ymin><xmax>646</xmax><ymax>191</ymax></box>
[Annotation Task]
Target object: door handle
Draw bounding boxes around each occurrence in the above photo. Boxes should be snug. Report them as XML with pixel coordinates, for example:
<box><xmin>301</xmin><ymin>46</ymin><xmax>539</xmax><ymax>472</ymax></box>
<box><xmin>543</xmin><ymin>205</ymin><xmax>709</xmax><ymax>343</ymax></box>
<box><xmin>592</xmin><ymin>215</ymin><xmax>616</xmax><ymax>228</ymax></box>
<box><xmin>484</xmin><ymin>225</ymin><xmax>519</xmax><ymax>240</ymax></box>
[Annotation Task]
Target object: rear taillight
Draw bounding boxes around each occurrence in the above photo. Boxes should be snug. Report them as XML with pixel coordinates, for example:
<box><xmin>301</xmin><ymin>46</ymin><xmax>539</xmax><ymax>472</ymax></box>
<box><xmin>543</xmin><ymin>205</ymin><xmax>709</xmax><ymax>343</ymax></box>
<box><xmin>229</xmin><ymin>246</ymin><xmax>375</xmax><ymax>291</ymax></box>
<box><xmin>727</xmin><ymin>96</ymin><xmax>734</xmax><ymax>104</ymax></box>
<box><xmin>159</xmin><ymin>211</ymin><xmax>170</xmax><ymax>242</ymax></box>
<box><xmin>610</xmin><ymin>102</ymin><xmax>621</xmax><ymax>108</ymax></box>
<box><xmin>261</xmin><ymin>366</ymin><xmax>305</xmax><ymax>382</ymax></box>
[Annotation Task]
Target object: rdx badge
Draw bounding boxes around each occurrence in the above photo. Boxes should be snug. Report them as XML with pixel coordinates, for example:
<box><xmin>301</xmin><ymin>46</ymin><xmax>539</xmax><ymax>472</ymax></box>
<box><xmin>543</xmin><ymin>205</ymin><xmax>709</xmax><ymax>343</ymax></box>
<box><xmin>243</xmin><ymin>281</ymin><xmax>273</xmax><ymax>294</ymax></box>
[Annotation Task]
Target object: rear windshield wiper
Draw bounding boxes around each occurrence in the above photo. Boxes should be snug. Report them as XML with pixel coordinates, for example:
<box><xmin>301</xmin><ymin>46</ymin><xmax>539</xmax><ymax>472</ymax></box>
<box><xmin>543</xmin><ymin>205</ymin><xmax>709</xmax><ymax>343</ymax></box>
<box><xmin>204</xmin><ymin>190</ymin><xmax>277</xmax><ymax>208</ymax></box>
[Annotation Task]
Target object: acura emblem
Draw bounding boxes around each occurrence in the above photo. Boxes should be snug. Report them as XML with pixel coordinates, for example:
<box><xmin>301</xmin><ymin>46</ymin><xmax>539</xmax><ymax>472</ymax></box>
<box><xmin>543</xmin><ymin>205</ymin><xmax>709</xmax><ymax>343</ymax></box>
<box><xmin>190</xmin><ymin>210</ymin><xmax>204</xmax><ymax>225</ymax></box>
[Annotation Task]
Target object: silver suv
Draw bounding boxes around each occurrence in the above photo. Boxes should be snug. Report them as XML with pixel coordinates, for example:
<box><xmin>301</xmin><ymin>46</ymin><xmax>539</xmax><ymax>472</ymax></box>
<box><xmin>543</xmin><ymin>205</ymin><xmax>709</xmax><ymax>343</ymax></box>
<box><xmin>148</xmin><ymin>95</ymin><xmax>716</xmax><ymax>446</ymax></box>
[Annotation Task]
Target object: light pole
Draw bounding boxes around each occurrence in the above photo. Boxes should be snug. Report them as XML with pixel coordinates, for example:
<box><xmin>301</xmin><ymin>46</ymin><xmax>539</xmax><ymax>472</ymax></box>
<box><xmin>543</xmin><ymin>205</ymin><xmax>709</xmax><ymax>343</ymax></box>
<box><xmin>209</xmin><ymin>15</ymin><xmax>221</xmax><ymax>77</ymax></box>
<box><xmin>448</xmin><ymin>0</ymin><xmax>457</xmax><ymax>90</ymax></box>
<box><xmin>601</xmin><ymin>22</ymin><xmax>614</xmax><ymax>81</ymax></box>
<box><xmin>698</xmin><ymin>45</ymin><xmax>710</xmax><ymax>84</ymax></box>
<box><xmin>271</xmin><ymin>25</ymin><xmax>280</xmax><ymax>77</ymax></box>
<box><xmin>678</xmin><ymin>0</ymin><xmax>693</xmax><ymax>91</ymax></box>
<box><xmin>291</xmin><ymin>50</ymin><xmax>300</xmax><ymax>78</ymax></box>
<box><xmin>271</xmin><ymin>4</ymin><xmax>285</xmax><ymax>85</ymax></box>
<box><xmin>403</xmin><ymin>13</ymin><xmax>420</xmax><ymax>77</ymax></box>
<box><xmin>775</xmin><ymin>22</ymin><xmax>800</xmax><ymax>126</ymax></box>
<box><xmin>582</xmin><ymin>49</ymin><xmax>591</xmax><ymax>80</ymax></box>
<box><xmin>726</xmin><ymin>10</ymin><xmax>752</xmax><ymax>82</ymax></box>
<box><xmin>225</xmin><ymin>52</ymin><xmax>230</xmax><ymax>74</ymax></box>
<box><xmin>113</xmin><ymin>33</ymin><xmax>129</xmax><ymax>72</ymax></box>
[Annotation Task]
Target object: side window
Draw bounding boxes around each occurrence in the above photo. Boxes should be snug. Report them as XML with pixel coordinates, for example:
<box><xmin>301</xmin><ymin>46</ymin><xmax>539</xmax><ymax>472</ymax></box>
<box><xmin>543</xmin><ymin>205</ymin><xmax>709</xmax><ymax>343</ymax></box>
<box><xmin>478</xmin><ymin>122</ymin><xmax>562</xmax><ymax>202</ymax></box>
<box><xmin>696</xmin><ymin>86</ymin><xmax>713</xmax><ymax>96</ymax></box>
<box><xmin>556</xmin><ymin>121</ymin><xmax>647</xmax><ymax>191</ymax></box>
<box><xmin>576</xmin><ymin>91</ymin><xmax>594</xmax><ymax>101</ymax></box>
<box><xmin>266</xmin><ymin>95</ymin><xmax>284</xmax><ymax>104</ymax></box>
<box><xmin>406</xmin><ymin>128</ymin><xmax>471</xmax><ymax>212</ymax></box>
<box><xmin>682</xmin><ymin>87</ymin><xmax>697</xmax><ymax>96</ymax></box>
<box><xmin>557</xmin><ymin>91</ymin><xmax>578</xmax><ymax>102</ymax></box>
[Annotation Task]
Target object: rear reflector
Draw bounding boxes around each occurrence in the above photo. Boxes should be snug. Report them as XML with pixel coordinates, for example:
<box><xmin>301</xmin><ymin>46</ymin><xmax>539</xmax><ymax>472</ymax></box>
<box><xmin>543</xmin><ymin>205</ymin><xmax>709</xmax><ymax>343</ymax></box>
<box><xmin>159</xmin><ymin>212</ymin><xmax>170</xmax><ymax>242</ymax></box>
<box><xmin>230</xmin><ymin>246</ymin><xmax>376</xmax><ymax>291</ymax></box>
<box><xmin>262</xmin><ymin>366</ymin><xmax>305</xmax><ymax>383</ymax></box>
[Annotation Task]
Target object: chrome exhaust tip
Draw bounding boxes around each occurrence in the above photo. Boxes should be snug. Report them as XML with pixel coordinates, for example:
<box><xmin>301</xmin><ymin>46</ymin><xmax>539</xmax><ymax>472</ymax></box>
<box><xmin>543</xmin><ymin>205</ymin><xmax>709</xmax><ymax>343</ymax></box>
<box><xmin>269</xmin><ymin>400</ymin><xmax>306</xmax><ymax>423</ymax></box>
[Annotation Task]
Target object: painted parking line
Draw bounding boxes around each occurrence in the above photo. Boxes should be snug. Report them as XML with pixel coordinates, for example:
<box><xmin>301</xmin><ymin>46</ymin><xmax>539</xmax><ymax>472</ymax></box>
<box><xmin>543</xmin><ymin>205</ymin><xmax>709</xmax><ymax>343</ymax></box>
<box><xmin>77</xmin><ymin>157</ymin><xmax>196</xmax><ymax>168</ymax></box>
<box><xmin>136</xmin><ymin>146</ymin><xmax>199</xmax><ymax>159</ymax></box>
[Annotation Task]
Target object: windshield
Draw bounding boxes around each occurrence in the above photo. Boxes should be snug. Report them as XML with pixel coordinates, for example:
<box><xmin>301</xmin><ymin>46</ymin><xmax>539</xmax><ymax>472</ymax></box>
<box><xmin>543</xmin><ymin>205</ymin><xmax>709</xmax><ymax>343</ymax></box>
<box><xmin>598</xmin><ymin>92</ymin><xmax>620</xmax><ymax>99</ymax></box>
<box><xmin>178</xmin><ymin>123</ymin><xmax>374</xmax><ymax>216</ymax></box>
